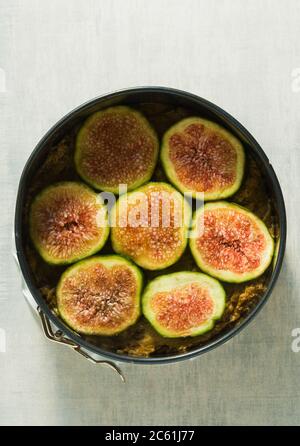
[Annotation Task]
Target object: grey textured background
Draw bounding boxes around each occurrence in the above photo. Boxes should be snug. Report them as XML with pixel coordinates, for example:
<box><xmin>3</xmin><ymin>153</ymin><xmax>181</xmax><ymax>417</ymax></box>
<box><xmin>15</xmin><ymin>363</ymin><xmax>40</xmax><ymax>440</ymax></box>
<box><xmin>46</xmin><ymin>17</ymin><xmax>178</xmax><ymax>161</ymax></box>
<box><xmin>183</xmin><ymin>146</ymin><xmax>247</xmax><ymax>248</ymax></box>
<box><xmin>1</xmin><ymin>0</ymin><xmax>299</xmax><ymax>426</ymax></box>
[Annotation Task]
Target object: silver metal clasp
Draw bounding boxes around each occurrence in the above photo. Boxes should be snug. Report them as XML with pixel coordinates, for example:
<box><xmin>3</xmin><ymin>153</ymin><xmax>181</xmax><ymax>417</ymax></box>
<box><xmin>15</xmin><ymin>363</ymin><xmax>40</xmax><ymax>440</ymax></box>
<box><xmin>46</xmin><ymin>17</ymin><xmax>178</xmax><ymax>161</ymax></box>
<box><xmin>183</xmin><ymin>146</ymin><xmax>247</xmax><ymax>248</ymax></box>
<box><xmin>13</xmin><ymin>243</ymin><xmax>125</xmax><ymax>382</ymax></box>
<box><xmin>37</xmin><ymin>307</ymin><xmax>125</xmax><ymax>382</ymax></box>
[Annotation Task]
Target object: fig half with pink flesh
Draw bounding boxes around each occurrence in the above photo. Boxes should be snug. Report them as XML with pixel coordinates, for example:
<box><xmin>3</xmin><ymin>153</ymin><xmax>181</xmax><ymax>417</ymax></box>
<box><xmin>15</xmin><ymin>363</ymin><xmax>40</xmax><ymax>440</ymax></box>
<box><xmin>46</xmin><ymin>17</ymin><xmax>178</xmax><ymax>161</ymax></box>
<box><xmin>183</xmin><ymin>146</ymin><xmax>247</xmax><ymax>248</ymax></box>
<box><xmin>142</xmin><ymin>272</ymin><xmax>225</xmax><ymax>338</ymax></box>
<box><xmin>30</xmin><ymin>182</ymin><xmax>109</xmax><ymax>265</ymax></box>
<box><xmin>75</xmin><ymin>106</ymin><xmax>159</xmax><ymax>193</ymax></box>
<box><xmin>189</xmin><ymin>202</ymin><xmax>274</xmax><ymax>283</ymax></box>
<box><xmin>57</xmin><ymin>256</ymin><xmax>142</xmax><ymax>335</ymax></box>
<box><xmin>161</xmin><ymin>117</ymin><xmax>245</xmax><ymax>200</ymax></box>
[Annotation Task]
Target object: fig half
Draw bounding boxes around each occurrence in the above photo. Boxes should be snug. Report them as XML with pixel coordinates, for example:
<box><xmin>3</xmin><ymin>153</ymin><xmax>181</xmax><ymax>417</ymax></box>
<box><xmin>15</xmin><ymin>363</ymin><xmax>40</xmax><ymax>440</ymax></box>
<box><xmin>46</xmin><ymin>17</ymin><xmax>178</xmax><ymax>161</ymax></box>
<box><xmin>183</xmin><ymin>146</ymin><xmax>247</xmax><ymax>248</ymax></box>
<box><xmin>30</xmin><ymin>182</ymin><xmax>109</xmax><ymax>265</ymax></box>
<box><xmin>75</xmin><ymin>106</ymin><xmax>159</xmax><ymax>193</ymax></box>
<box><xmin>57</xmin><ymin>256</ymin><xmax>142</xmax><ymax>335</ymax></box>
<box><xmin>111</xmin><ymin>182</ymin><xmax>191</xmax><ymax>270</ymax></box>
<box><xmin>161</xmin><ymin>117</ymin><xmax>245</xmax><ymax>200</ymax></box>
<box><xmin>142</xmin><ymin>272</ymin><xmax>226</xmax><ymax>338</ymax></box>
<box><xmin>189</xmin><ymin>202</ymin><xmax>274</xmax><ymax>283</ymax></box>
